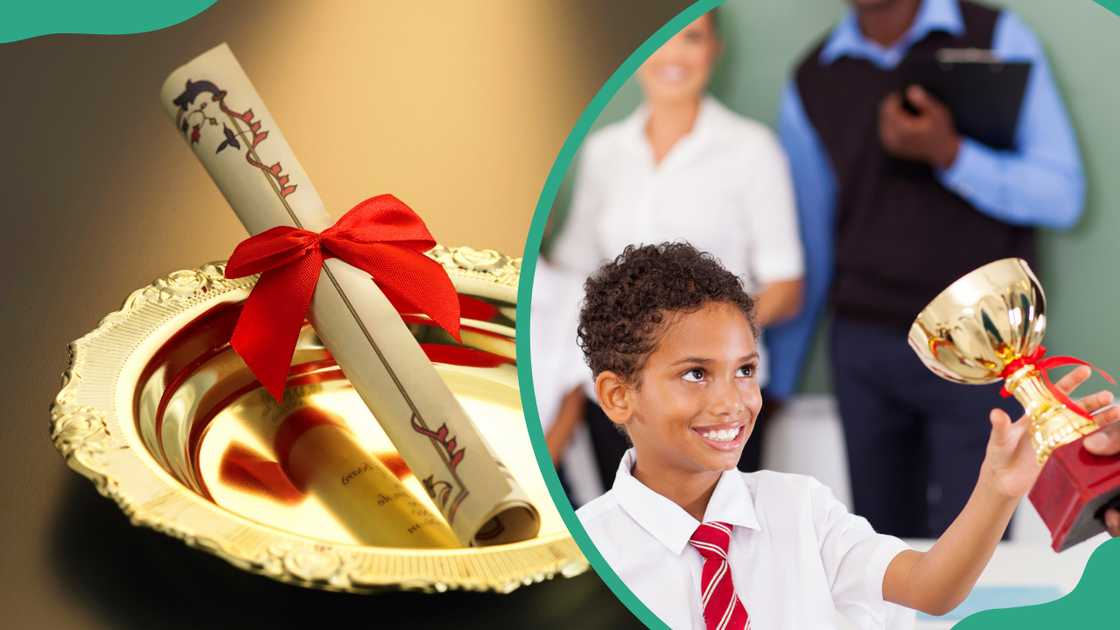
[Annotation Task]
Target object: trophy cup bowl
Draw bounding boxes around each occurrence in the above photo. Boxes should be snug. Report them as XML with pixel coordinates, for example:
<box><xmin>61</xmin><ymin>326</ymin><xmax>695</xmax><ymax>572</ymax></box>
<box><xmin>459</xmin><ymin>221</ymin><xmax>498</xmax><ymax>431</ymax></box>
<box><xmin>49</xmin><ymin>245</ymin><xmax>585</xmax><ymax>592</ymax></box>
<box><xmin>909</xmin><ymin>258</ymin><xmax>1046</xmax><ymax>385</ymax></box>
<box><xmin>909</xmin><ymin>257</ymin><xmax>1120</xmax><ymax>551</ymax></box>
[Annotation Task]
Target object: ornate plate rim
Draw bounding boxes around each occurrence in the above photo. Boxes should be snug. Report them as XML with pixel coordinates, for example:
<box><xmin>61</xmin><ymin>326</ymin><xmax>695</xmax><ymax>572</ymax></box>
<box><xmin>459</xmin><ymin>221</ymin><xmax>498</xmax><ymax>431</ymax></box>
<box><xmin>49</xmin><ymin>245</ymin><xmax>586</xmax><ymax>594</ymax></box>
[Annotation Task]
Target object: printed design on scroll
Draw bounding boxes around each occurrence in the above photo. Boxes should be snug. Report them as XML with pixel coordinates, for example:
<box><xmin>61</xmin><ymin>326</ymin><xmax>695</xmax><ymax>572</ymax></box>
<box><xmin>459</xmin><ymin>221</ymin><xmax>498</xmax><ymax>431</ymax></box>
<box><xmin>171</xmin><ymin>77</ymin><xmax>477</xmax><ymax>534</ymax></box>
<box><xmin>411</xmin><ymin>413</ymin><xmax>469</xmax><ymax>524</ymax></box>
<box><xmin>172</xmin><ymin>79</ymin><xmax>297</xmax><ymax>198</ymax></box>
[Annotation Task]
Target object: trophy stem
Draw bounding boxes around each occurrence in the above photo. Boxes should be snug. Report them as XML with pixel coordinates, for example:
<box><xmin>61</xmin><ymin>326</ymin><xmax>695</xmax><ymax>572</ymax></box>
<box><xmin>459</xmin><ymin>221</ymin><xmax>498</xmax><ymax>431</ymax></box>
<box><xmin>1005</xmin><ymin>366</ymin><xmax>1097</xmax><ymax>463</ymax></box>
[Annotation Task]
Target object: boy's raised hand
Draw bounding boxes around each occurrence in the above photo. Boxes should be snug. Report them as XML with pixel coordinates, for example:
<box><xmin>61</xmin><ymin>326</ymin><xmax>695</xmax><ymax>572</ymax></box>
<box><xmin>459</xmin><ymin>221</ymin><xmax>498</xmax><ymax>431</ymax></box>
<box><xmin>982</xmin><ymin>366</ymin><xmax>1119</xmax><ymax>499</ymax></box>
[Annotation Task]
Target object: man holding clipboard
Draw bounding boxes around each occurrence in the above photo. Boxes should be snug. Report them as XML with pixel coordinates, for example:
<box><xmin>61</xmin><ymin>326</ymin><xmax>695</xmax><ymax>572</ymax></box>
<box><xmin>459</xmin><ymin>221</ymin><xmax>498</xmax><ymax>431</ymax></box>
<box><xmin>769</xmin><ymin>0</ymin><xmax>1085</xmax><ymax>539</ymax></box>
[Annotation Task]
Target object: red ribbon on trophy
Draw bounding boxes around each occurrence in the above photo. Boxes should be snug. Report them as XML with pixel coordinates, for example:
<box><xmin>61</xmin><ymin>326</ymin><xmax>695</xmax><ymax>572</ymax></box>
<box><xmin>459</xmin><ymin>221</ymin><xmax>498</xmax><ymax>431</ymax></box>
<box><xmin>999</xmin><ymin>345</ymin><xmax>1115</xmax><ymax>418</ymax></box>
<box><xmin>224</xmin><ymin>194</ymin><xmax>462</xmax><ymax>400</ymax></box>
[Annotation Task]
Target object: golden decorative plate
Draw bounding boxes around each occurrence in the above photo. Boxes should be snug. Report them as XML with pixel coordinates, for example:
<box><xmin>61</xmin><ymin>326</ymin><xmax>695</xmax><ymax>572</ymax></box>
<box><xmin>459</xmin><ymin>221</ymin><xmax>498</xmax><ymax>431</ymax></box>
<box><xmin>50</xmin><ymin>245</ymin><xmax>585</xmax><ymax>593</ymax></box>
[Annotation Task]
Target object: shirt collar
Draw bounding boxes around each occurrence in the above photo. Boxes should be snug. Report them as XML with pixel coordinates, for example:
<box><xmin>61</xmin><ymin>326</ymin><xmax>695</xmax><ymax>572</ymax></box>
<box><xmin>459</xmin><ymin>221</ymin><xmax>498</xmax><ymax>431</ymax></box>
<box><xmin>819</xmin><ymin>0</ymin><xmax>964</xmax><ymax>67</ymax></box>
<box><xmin>611</xmin><ymin>448</ymin><xmax>760</xmax><ymax>556</ymax></box>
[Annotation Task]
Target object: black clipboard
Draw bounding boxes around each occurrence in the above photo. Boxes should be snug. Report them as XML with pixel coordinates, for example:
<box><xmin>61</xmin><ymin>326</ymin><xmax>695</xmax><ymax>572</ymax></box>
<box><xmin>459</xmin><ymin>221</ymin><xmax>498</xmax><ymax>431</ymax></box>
<box><xmin>902</xmin><ymin>49</ymin><xmax>1032</xmax><ymax>149</ymax></box>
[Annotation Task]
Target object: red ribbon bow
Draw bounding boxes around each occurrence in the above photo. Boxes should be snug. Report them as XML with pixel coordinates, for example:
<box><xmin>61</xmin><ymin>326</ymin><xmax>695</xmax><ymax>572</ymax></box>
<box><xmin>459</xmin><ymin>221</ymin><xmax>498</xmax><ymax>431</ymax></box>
<box><xmin>999</xmin><ymin>345</ymin><xmax>1115</xmax><ymax>418</ymax></box>
<box><xmin>224</xmin><ymin>194</ymin><xmax>461</xmax><ymax>400</ymax></box>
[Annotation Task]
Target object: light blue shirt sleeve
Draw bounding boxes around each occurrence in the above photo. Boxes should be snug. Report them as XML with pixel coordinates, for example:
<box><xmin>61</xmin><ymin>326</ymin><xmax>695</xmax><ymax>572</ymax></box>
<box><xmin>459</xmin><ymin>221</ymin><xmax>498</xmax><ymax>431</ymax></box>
<box><xmin>764</xmin><ymin>82</ymin><xmax>836</xmax><ymax>399</ymax></box>
<box><xmin>937</xmin><ymin>11</ymin><xmax>1085</xmax><ymax>229</ymax></box>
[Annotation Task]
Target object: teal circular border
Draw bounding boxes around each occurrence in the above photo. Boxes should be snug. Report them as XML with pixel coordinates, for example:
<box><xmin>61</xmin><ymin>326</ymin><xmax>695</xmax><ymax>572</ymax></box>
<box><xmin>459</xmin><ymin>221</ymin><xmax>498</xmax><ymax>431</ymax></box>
<box><xmin>515</xmin><ymin>1</ymin><xmax>1120</xmax><ymax>628</ymax></box>
<box><xmin>515</xmin><ymin>2</ymin><xmax>722</xmax><ymax>628</ymax></box>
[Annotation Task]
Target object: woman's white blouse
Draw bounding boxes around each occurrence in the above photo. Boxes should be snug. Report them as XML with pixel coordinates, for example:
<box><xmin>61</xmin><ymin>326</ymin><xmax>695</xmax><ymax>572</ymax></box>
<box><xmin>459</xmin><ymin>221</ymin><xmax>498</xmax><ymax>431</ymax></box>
<box><xmin>551</xmin><ymin>97</ymin><xmax>804</xmax><ymax>386</ymax></box>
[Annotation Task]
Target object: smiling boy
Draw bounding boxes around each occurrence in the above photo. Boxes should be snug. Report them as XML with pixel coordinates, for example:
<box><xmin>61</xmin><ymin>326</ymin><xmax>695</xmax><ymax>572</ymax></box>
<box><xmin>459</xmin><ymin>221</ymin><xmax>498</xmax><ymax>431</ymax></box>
<box><xmin>574</xmin><ymin>242</ymin><xmax>1116</xmax><ymax>630</ymax></box>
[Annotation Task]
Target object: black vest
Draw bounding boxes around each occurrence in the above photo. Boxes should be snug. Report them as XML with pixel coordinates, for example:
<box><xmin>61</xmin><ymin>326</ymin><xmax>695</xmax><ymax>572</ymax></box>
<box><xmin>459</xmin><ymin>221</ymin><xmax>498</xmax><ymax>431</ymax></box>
<box><xmin>795</xmin><ymin>1</ymin><xmax>1035</xmax><ymax>328</ymax></box>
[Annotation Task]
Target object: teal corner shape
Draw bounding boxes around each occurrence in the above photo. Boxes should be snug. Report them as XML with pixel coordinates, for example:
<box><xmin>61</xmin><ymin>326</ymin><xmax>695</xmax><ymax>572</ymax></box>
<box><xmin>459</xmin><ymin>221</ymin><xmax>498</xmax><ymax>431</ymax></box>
<box><xmin>516</xmin><ymin>1</ymin><xmax>1120</xmax><ymax>628</ymax></box>
<box><xmin>1</xmin><ymin>0</ymin><xmax>216</xmax><ymax>44</ymax></box>
<box><xmin>955</xmin><ymin>538</ymin><xmax>1120</xmax><ymax>629</ymax></box>
<box><xmin>515</xmin><ymin>2</ymin><xmax>723</xmax><ymax>629</ymax></box>
<box><xmin>1097</xmin><ymin>0</ymin><xmax>1120</xmax><ymax>16</ymax></box>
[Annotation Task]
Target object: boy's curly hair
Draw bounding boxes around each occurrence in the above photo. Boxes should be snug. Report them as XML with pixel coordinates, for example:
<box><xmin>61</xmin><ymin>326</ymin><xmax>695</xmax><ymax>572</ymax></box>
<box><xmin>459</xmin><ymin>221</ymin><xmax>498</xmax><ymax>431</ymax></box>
<box><xmin>577</xmin><ymin>242</ymin><xmax>758</xmax><ymax>383</ymax></box>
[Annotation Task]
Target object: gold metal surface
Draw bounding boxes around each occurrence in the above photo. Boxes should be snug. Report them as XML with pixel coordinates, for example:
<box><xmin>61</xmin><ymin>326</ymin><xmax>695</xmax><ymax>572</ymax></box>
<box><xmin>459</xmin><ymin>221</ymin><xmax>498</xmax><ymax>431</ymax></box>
<box><xmin>909</xmin><ymin>258</ymin><xmax>1097</xmax><ymax>462</ymax></box>
<box><xmin>50</xmin><ymin>245</ymin><xmax>586</xmax><ymax>593</ymax></box>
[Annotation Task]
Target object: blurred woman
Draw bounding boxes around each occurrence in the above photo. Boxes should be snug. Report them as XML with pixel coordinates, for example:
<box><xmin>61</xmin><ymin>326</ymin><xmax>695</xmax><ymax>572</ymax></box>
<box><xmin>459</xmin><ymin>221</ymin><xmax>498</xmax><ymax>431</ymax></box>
<box><xmin>550</xmin><ymin>10</ymin><xmax>804</xmax><ymax>476</ymax></box>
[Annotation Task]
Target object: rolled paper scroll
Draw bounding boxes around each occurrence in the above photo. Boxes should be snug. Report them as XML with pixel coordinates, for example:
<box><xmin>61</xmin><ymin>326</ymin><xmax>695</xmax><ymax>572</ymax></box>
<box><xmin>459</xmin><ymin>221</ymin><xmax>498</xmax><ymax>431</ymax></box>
<box><xmin>160</xmin><ymin>43</ymin><xmax>539</xmax><ymax>546</ymax></box>
<box><xmin>274</xmin><ymin>404</ymin><xmax>459</xmax><ymax>549</ymax></box>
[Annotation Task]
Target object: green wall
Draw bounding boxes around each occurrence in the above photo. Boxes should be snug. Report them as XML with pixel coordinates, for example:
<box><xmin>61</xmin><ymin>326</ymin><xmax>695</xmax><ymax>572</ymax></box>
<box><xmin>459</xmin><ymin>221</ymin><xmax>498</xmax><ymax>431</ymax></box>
<box><xmin>548</xmin><ymin>0</ymin><xmax>1120</xmax><ymax>394</ymax></box>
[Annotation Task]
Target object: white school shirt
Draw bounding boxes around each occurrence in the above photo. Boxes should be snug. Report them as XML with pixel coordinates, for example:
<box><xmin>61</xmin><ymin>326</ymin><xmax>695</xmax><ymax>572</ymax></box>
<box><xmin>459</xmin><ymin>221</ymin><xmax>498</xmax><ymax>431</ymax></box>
<box><xmin>577</xmin><ymin>450</ymin><xmax>913</xmax><ymax>630</ymax></box>
<box><xmin>550</xmin><ymin>96</ymin><xmax>804</xmax><ymax>387</ymax></box>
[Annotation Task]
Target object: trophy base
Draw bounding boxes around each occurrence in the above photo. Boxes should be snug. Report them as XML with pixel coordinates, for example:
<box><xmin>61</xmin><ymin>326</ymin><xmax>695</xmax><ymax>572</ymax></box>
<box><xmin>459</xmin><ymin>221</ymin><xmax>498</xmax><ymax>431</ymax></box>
<box><xmin>1028</xmin><ymin>435</ymin><xmax>1120</xmax><ymax>551</ymax></box>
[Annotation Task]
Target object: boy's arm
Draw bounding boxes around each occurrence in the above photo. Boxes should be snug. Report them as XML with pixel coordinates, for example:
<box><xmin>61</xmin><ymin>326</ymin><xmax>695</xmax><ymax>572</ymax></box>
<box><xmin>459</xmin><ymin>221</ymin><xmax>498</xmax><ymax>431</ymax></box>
<box><xmin>881</xmin><ymin>366</ymin><xmax>1119</xmax><ymax>615</ymax></box>
<box><xmin>881</xmin><ymin>475</ymin><xmax>1018</xmax><ymax>615</ymax></box>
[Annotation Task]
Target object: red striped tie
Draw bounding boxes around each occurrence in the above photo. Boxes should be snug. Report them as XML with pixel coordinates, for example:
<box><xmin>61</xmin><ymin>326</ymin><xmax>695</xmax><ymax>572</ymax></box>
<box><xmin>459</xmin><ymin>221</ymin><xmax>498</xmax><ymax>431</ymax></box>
<box><xmin>689</xmin><ymin>521</ymin><xmax>750</xmax><ymax>630</ymax></box>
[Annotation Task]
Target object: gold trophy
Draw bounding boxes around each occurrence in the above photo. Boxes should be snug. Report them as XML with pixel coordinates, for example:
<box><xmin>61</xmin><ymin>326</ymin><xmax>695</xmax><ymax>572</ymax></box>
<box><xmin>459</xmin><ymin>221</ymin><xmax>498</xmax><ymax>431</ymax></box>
<box><xmin>909</xmin><ymin>257</ymin><xmax>1120</xmax><ymax>551</ymax></box>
